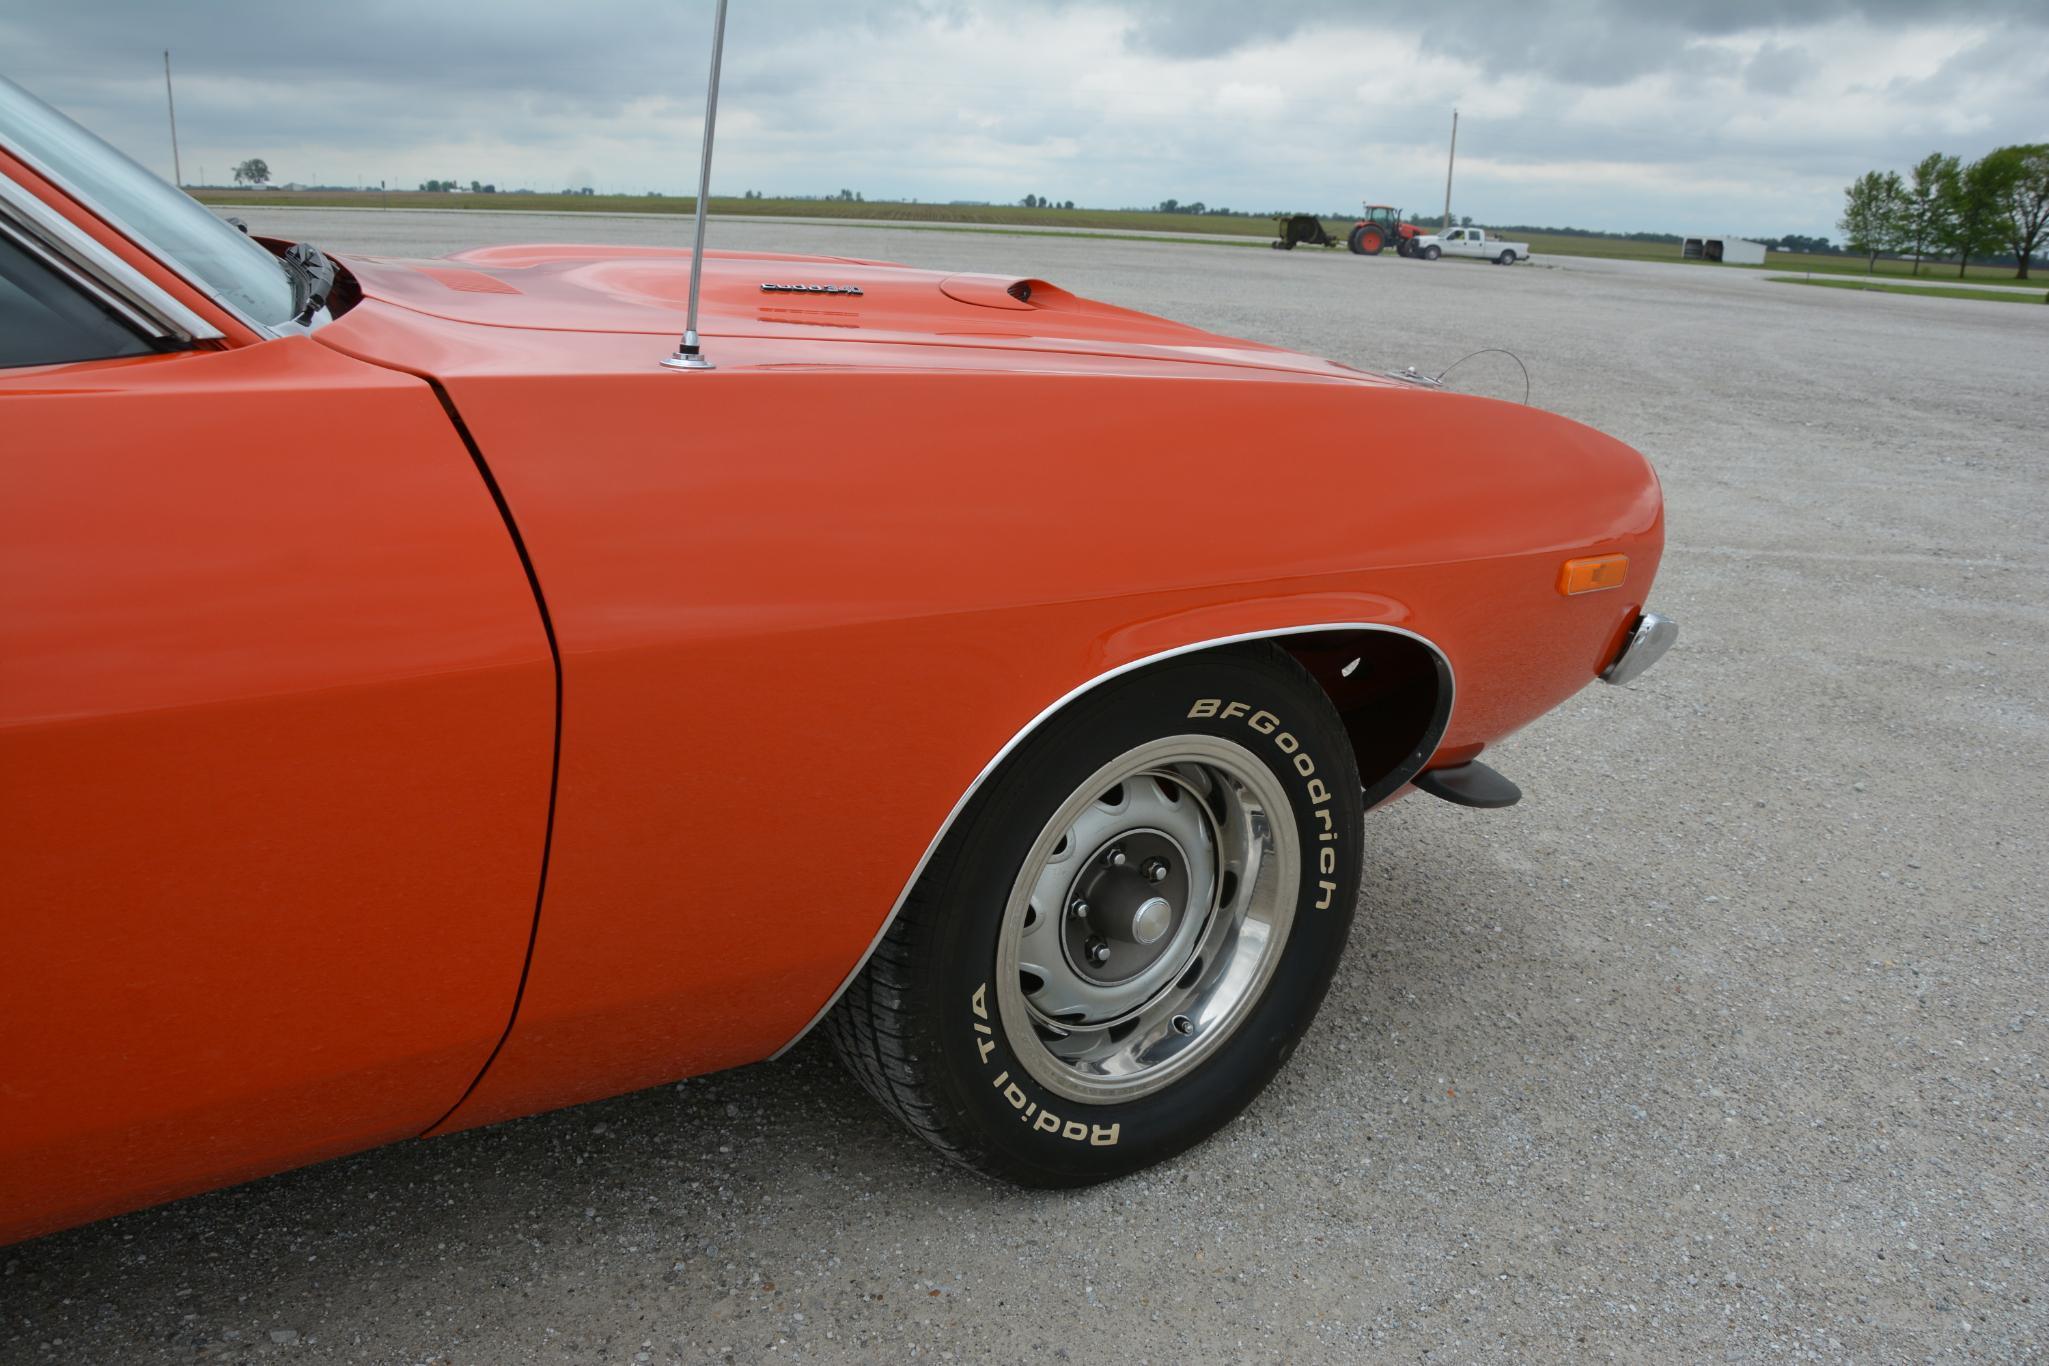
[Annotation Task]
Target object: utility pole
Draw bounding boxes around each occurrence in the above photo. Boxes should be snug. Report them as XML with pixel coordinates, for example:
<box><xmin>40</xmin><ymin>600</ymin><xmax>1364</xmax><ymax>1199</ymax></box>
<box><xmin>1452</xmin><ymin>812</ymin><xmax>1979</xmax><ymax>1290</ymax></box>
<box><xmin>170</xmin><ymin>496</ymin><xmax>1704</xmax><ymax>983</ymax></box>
<box><xmin>1441</xmin><ymin>108</ymin><xmax>1457</xmax><ymax>233</ymax></box>
<box><xmin>163</xmin><ymin>51</ymin><xmax>182</xmax><ymax>186</ymax></box>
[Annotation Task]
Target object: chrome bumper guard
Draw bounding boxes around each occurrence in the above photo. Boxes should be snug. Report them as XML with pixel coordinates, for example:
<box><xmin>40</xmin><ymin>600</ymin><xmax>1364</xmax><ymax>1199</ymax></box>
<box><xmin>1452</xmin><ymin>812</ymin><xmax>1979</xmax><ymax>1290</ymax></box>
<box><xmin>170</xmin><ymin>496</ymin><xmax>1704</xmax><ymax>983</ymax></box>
<box><xmin>1601</xmin><ymin>611</ymin><xmax>1677</xmax><ymax>687</ymax></box>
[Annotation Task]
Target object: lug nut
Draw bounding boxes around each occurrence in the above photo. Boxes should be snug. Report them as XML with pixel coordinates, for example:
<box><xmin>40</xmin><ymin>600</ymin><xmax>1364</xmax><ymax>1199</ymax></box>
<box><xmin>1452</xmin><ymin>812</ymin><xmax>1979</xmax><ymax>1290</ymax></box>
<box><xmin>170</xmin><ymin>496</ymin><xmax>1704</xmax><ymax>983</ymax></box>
<box><xmin>1143</xmin><ymin>857</ymin><xmax>1170</xmax><ymax>883</ymax></box>
<box><xmin>1104</xmin><ymin>845</ymin><xmax>1126</xmax><ymax>867</ymax></box>
<box><xmin>1087</xmin><ymin>939</ymin><xmax>1112</xmax><ymax>966</ymax></box>
<box><xmin>1171</xmin><ymin>1014</ymin><xmax>1194</xmax><ymax>1036</ymax></box>
<box><xmin>1069</xmin><ymin>899</ymin><xmax>1090</xmax><ymax>920</ymax></box>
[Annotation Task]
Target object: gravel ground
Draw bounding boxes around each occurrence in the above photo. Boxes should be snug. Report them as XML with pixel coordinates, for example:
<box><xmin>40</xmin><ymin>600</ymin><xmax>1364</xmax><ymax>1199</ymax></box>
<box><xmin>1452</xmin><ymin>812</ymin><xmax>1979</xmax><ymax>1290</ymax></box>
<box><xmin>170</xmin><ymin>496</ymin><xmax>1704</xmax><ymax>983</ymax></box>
<box><xmin>5</xmin><ymin>212</ymin><xmax>2045</xmax><ymax>1363</ymax></box>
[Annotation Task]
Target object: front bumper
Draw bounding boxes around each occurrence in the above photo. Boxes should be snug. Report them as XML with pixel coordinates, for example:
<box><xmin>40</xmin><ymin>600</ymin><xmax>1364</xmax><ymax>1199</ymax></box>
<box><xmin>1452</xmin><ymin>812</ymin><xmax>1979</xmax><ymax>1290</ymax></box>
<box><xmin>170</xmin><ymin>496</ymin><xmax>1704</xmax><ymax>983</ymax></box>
<box><xmin>1601</xmin><ymin>611</ymin><xmax>1678</xmax><ymax>686</ymax></box>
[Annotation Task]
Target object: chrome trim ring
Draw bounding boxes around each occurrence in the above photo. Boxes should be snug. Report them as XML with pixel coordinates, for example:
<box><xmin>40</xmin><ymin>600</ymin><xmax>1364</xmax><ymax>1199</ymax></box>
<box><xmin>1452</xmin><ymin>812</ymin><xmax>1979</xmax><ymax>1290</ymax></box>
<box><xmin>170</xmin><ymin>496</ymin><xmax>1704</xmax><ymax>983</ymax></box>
<box><xmin>995</xmin><ymin>735</ymin><xmax>1299</xmax><ymax>1104</ymax></box>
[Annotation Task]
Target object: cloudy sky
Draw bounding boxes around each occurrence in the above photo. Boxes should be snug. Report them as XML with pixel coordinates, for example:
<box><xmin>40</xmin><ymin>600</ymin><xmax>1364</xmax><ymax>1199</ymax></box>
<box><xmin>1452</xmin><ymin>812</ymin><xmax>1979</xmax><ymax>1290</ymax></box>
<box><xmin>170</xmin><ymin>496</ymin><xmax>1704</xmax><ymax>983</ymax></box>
<box><xmin>6</xmin><ymin>1</ymin><xmax>2044</xmax><ymax>237</ymax></box>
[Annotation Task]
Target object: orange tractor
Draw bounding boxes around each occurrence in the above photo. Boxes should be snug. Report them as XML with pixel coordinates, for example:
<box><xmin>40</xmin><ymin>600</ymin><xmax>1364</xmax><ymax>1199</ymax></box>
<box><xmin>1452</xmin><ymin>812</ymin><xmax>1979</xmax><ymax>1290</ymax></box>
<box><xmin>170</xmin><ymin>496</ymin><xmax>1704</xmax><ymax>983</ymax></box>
<box><xmin>1269</xmin><ymin>203</ymin><xmax>1429</xmax><ymax>256</ymax></box>
<box><xmin>1347</xmin><ymin>204</ymin><xmax>1427</xmax><ymax>256</ymax></box>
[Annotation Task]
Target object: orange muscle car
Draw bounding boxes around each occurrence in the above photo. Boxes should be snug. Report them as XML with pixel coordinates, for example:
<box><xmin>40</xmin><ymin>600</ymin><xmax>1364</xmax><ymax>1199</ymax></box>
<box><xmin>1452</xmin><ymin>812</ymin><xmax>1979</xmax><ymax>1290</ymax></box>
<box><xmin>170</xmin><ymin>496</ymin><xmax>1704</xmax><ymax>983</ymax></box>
<box><xmin>0</xmin><ymin>74</ymin><xmax>1673</xmax><ymax>1244</ymax></box>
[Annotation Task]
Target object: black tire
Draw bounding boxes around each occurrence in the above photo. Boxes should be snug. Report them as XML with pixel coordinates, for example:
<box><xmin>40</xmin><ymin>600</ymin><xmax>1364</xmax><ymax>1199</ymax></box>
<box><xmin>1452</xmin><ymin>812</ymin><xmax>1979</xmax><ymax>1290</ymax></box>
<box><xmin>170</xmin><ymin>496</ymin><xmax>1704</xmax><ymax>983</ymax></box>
<box><xmin>1421</xmin><ymin>245</ymin><xmax>1441</xmax><ymax>260</ymax></box>
<box><xmin>828</xmin><ymin>644</ymin><xmax>1365</xmax><ymax>1185</ymax></box>
<box><xmin>1346</xmin><ymin>225</ymin><xmax>1380</xmax><ymax>256</ymax></box>
<box><xmin>1496</xmin><ymin>250</ymin><xmax>1516</xmax><ymax>266</ymax></box>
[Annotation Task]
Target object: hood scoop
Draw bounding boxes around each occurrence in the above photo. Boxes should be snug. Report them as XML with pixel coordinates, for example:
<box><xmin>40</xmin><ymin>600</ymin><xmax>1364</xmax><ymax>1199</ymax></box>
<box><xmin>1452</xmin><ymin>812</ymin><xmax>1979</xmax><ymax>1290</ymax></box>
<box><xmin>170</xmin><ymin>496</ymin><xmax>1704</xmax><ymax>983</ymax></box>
<box><xmin>938</xmin><ymin>274</ymin><xmax>1050</xmax><ymax>311</ymax></box>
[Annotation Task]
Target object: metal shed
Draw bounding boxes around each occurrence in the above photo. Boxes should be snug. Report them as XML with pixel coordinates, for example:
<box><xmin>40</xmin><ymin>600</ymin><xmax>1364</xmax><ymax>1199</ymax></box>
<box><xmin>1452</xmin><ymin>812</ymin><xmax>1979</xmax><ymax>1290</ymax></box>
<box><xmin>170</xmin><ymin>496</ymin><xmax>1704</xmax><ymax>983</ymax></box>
<box><xmin>1681</xmin><ymin>236</ymin><xmax>1766</xmax><ymax>266</ymax></box>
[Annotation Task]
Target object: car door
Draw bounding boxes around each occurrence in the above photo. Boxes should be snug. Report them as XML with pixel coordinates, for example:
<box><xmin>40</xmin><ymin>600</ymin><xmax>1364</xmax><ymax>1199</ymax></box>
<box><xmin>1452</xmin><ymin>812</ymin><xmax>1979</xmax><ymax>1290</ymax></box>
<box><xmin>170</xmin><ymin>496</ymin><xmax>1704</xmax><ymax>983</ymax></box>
<box><xmin>0</xmin><ymin>210</ymin><xmax>555</xmax><ymax>1242</ymax></box>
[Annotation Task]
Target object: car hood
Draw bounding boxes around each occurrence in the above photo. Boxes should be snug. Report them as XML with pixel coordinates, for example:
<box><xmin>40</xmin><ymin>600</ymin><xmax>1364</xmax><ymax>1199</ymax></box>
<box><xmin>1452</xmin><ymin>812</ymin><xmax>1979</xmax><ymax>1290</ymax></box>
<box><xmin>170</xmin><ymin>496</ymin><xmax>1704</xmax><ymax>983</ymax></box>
<box><xmin>334</xmin><ymin>245</ymin><xmax>1382</xmax><ymax>383</ymax></box>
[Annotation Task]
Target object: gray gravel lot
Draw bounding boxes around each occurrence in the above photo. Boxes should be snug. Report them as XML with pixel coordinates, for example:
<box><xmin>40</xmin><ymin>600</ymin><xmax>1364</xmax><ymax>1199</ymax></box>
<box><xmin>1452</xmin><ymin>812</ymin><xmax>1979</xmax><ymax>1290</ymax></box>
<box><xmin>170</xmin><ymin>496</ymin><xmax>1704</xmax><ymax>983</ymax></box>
<box><xmin>5</xmin><ymin>211</ymin><xmax>2045</xmax><ymax>1363</ymax></box>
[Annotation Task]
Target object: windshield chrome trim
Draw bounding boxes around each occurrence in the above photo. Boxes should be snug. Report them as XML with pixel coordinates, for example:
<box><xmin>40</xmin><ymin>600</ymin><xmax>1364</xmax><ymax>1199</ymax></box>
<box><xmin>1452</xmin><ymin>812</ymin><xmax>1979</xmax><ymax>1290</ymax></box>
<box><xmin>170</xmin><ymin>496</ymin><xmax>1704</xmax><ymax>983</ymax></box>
<box><xmin>0</xmin><ymin>134</ymin><xmax>277</xmax><ymax>340</ymax></box>
<box><xmin>0</xmin><ymin>168</ymin><xmax>221</xmax><ymax>344</ymax></box>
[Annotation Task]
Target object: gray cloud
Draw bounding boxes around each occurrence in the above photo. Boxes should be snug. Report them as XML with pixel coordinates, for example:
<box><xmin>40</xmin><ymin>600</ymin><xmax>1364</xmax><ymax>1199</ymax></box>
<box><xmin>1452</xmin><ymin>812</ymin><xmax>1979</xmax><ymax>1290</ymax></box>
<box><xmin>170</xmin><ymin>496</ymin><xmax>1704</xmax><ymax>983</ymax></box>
<box><xmin>3</xmin><ymin>1</ymin><xmax>2043</xmax><ymax>237</ymax></box>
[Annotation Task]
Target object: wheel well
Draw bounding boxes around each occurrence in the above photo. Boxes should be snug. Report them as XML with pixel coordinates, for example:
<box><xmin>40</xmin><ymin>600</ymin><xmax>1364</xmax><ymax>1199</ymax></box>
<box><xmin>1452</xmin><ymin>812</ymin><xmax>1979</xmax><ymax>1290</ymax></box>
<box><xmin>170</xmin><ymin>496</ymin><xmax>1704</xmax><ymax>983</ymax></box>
<box><xmin>769</xmin><ymin>622</ymin><xmax>1455</xmax><ymax>1057</ymax></box>
<box><xmin>1277</xmin><ymin>629</ymin><xmax>1452</xmax><ymax>806</ymax></box>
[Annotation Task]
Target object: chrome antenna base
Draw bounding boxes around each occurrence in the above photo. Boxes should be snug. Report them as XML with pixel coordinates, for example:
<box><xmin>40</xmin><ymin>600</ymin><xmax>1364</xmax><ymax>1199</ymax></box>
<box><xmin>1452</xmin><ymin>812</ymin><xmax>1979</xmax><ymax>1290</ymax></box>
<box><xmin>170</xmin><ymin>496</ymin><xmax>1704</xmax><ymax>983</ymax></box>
<box><xmin>661</xmin><ymin>332</ymin><xmax>715</xmax><ymax>371</ymax></box>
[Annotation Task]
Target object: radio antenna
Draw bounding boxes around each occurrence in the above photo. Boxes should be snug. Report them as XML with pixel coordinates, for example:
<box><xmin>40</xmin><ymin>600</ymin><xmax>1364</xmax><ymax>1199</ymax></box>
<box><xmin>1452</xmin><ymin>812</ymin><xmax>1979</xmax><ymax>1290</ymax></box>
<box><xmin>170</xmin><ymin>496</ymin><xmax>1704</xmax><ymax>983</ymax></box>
<box><xmin>662</xmin><ymin>0</ymin><xmax>730</xmax><ymax>371</ymax></box>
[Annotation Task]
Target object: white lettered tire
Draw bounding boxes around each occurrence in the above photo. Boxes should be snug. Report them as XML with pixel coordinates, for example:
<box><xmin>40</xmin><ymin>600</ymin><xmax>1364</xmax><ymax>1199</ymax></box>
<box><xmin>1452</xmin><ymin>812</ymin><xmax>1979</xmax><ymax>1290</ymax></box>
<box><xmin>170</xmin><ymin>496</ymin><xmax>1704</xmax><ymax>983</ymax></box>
<box><xmin>827</xmin><ymin>644</ymin><xmax>1365</xmax><ymax>1184</ymax></box>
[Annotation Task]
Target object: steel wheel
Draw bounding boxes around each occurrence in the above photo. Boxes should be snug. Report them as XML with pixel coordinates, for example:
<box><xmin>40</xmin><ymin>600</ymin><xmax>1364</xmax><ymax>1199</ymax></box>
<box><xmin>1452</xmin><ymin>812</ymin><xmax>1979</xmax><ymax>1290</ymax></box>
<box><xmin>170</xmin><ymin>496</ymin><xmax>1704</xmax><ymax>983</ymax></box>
<box><xmin>994</xmin><ymin>736</ymin><xmax>1297</xmax><ymax>1104</ymax></box>
<box><xmin>828</xmin><ymin>642</ymin><xmax>1365</xmax><ymax>1185</ymax></box>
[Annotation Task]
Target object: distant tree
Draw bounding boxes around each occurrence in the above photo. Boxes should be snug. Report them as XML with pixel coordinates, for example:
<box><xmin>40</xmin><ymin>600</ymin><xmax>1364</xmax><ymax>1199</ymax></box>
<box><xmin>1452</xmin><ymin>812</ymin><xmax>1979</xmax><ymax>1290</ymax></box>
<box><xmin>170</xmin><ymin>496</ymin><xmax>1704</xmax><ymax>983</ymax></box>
<box><xmin>232</xmin><ymin>157</ymin><xmax>270</xmax><ymax>187</ymax></box>
<box><xmin>1992</xmin><ymin>143</ymin><xmax>2048</xmax><ymax>279</ymax></box>
<box><xmin>1062</xmin><ymin>199</ymin><xmax>1075</xmax><ymax>210</ymax></box>
<box><xmin>1185</xmin><ymin>201</ymin><xmax>1206</xmax><ymax>215</ymax></box>
<box><xmin>1838</xmin><ymin>169</ymin><xmax>1904</xmax><ymax>272</ymax></box>
<box><xmin>1938</xmin><ymin>153</ymin><xmax>2015</xmax><ymax>279</ymax></box>
<box><xmin>1460</xmin><ymin>214</ymin><xmax>1474</xmax><ymax>227</ymax></box>
<box><xmin>1769</xmin><ymin>233</ymin><xmax>1837</xmax><ymax>255</ymax></box>
<box><xmin>1900</xmin><ymin>153</ymin><xmax>1957</xmax><ymax>275</ymax></box>
<box><xmin>1156</xmin><ymin>198</ymin><xmax>1180</xmax><ymax>214</ymax></box>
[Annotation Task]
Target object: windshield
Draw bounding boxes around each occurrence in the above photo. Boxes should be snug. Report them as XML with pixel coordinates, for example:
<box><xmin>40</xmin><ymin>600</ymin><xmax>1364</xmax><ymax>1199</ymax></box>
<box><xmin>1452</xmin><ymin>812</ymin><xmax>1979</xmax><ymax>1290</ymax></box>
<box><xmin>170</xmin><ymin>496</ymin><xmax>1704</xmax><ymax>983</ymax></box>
<box><xmin>0</xmin><ymin>74</ymin><xmax>298</xmax><ymax>328</ymax></box>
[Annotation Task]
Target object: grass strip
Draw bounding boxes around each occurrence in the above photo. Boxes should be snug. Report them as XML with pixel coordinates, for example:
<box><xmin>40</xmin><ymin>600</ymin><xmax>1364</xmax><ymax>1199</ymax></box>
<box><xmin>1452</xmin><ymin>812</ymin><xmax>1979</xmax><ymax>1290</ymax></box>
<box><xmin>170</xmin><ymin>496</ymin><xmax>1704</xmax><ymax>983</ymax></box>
<box><xmin>1768</xmin><ymin>276</ymin><xmax>2047</xmax><ymax>304</ymax></box>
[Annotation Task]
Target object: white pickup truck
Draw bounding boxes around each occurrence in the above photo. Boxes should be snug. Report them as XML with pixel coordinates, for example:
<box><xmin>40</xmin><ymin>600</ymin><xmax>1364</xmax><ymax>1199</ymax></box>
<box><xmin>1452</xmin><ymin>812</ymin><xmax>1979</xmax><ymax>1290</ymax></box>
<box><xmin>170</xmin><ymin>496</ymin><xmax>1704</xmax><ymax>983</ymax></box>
<box><xmin>1413</xmin><ymin>226</ymin><xmax>1531</xmax><ymax>264</ymax></box>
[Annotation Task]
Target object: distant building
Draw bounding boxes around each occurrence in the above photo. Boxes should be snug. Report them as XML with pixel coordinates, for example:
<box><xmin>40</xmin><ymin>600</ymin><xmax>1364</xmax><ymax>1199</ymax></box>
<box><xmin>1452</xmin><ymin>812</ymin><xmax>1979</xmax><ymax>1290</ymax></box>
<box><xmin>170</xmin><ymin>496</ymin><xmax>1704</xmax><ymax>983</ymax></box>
<box><xmin>1681</xmin><ymin>235</ymin><xmax>1766</xmax><ymax>265</ymax></box>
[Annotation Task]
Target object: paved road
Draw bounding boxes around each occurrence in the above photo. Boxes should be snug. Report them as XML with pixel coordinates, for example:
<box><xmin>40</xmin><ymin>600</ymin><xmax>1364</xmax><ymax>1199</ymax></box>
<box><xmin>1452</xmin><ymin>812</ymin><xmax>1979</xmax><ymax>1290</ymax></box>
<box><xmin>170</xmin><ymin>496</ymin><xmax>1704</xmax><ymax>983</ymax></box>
<box><xmin>6</xmin><ymin>212</ymin><xmax>2045</xmax><ymax>1363</ymax></box>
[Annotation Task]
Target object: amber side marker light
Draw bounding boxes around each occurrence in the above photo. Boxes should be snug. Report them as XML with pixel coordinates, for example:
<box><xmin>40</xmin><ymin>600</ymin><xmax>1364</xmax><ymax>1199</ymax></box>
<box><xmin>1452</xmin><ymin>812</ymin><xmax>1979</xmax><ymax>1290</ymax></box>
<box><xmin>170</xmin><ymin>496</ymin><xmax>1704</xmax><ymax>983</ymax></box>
<box><xmin>1559</xmin><ymin>554</ymin><xmax>1629</xmax><ymax>595</ymax></box>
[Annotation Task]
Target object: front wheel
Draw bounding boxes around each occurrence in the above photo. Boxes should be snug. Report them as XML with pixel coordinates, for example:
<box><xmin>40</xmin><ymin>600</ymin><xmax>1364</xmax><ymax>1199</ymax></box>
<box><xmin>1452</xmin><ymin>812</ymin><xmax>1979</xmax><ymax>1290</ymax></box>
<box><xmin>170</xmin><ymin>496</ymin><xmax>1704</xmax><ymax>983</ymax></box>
<box><xmin>1421</xmin><ymin>245</ymin><xmax>1441</xmax><ymax>260</ymax></box>
<box><xmin>828</xmin><ymin>644</ymin><xmax>1365</xmax><ymax>1185</ymax></box>
<box><xmin>1496</xmin><ymin>250</ymin><xmax>1516</xmax><ymax>265</ymax></box>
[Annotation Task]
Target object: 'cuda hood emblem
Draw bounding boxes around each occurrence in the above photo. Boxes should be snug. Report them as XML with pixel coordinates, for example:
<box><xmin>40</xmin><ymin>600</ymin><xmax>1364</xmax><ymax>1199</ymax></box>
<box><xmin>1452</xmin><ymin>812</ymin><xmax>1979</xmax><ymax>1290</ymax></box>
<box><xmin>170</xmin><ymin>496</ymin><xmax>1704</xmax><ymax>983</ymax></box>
<box><xmin>759</xmin><ymin>282</ymin><xmax>863</xmax><ymax>296</ymax></box>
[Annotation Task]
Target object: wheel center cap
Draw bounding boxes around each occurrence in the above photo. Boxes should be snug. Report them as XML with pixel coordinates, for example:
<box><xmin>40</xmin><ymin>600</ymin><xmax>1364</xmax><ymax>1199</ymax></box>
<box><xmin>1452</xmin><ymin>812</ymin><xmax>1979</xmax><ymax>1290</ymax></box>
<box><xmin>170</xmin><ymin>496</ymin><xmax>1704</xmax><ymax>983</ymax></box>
<box><xmin>1130</xmin><ymin>896</ymin><xmax>1172</xmax><ymax>945</ymax></box>
<box><xmin>1064</xmin><ymin>828</ymin><xmax>1194</xmax><ymax>986</ymax></box>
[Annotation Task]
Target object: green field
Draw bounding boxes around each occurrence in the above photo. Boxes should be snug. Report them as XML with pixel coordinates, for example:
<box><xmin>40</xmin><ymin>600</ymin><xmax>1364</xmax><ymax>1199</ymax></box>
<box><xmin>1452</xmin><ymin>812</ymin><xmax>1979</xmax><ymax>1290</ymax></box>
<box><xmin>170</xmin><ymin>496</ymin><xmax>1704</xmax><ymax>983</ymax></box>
<box><xmin>198</xmin><ymin>187</ymin><xmax>1284</xmax><ymax>238</ymax></box>
<box><xmin>195</xmin><ymin>188</ymin><xmax>2039</xmax><ymax>283</ymax></box>
<box><xmin>1769</xmin><ymin>276</ymin><xmax>2048</xmax><ymax>305</ymax></box>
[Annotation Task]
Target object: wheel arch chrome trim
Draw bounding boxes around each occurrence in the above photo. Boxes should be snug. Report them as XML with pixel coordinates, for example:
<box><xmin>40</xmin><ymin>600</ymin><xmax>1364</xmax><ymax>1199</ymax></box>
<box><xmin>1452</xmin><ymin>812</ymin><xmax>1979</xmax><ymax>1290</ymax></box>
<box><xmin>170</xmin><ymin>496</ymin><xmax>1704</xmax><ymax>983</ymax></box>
<box><xmin>770</xmin><ymin>620</ymin><xmax>1455</xmax><ymax>1058</ymax></box>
